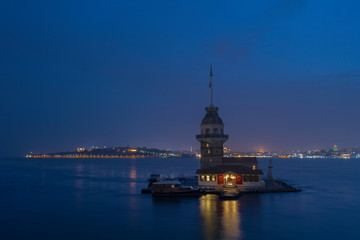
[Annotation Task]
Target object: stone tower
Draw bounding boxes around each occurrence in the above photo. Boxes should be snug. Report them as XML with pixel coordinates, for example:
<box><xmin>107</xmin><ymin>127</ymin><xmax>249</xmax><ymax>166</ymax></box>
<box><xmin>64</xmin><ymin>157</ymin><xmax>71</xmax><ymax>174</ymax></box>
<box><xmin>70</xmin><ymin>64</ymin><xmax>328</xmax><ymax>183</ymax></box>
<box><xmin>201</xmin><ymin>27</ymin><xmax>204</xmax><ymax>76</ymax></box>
<box><xmin>196</xmin><ymin>66</ymin><xmax>228</xmax><ymax>169</ymax></box>
<box><xmin>196</xmin><ymin>105</ymin><xmax>228</xmax><ymax>169</ymax></box>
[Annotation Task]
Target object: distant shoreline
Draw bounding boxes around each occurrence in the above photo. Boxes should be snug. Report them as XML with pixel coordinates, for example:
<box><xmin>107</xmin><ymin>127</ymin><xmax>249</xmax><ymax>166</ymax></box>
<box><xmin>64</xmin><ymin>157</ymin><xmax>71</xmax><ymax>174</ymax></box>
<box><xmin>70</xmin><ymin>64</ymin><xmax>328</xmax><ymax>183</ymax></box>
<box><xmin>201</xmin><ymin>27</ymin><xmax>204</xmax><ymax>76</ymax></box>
<box><xmin>25</xmin><ymin>146</ymin><xmax>195</xmax><ymax>159</ymax></box>
<box><xmin>25</xmin><ymin>154</ymin><xmax>185</xmax><ymax>159</ymax></box>
<box><xmin>23</xmin><ymin>155</ymin><xmax>358</xmax><ymax>160</ymax></box>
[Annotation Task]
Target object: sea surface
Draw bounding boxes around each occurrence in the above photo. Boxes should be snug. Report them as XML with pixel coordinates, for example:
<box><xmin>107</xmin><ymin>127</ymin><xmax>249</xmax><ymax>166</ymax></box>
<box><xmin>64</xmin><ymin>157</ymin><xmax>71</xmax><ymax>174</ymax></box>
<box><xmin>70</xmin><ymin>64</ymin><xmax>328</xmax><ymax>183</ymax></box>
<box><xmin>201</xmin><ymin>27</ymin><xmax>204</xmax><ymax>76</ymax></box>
<box><xmin>0</xmin><ymin>157</ymin><xmax>359</xmax><ymax>240</ymax></box>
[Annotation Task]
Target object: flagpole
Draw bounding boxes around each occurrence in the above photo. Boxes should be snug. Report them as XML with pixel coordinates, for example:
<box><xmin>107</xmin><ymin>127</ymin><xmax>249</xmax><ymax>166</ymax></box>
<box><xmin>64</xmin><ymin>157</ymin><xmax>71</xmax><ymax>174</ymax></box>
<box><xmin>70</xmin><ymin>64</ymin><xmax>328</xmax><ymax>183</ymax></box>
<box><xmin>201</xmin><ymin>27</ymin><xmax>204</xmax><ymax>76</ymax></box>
<box><xmin>210</xmin><ymin>64</ymin><xmax>213</xmax><ymax>105</ymax></box>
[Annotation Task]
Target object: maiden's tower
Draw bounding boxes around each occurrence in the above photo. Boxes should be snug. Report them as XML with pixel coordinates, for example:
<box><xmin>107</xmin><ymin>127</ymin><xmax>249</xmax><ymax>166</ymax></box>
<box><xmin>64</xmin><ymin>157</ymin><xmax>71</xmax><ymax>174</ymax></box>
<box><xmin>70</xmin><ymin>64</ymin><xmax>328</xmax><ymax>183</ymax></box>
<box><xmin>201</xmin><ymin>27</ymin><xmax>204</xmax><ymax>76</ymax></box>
<box><xmin>196</xmin><ymin>66</ymin><xmax>264</xmax><ymax>191</ymax></box>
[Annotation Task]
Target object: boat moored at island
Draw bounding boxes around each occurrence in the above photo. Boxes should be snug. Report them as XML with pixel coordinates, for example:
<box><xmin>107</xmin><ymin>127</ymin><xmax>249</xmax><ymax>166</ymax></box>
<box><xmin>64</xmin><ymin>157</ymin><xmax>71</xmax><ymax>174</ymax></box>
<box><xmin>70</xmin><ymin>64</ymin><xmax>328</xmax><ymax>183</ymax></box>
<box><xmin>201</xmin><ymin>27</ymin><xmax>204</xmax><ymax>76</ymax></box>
<box><xmin>141</xmin><ymin>173</ymin><xmax>161</xmax><ymax>194</ymax></box>
<box><xmin>152</xmin><ymin>180</ymin><xmax>200</xmax><ymax>197</ymax></box>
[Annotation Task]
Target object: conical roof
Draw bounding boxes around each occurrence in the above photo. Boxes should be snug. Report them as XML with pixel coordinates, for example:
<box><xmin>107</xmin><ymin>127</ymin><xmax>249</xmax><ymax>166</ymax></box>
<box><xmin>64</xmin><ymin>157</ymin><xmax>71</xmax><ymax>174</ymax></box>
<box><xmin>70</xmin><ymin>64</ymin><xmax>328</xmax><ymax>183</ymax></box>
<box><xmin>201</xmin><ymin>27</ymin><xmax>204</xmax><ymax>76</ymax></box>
<box><xmin>201</xmin><ymin>105</ymin><xmax>224</xmax><ymax>125</ymax></box>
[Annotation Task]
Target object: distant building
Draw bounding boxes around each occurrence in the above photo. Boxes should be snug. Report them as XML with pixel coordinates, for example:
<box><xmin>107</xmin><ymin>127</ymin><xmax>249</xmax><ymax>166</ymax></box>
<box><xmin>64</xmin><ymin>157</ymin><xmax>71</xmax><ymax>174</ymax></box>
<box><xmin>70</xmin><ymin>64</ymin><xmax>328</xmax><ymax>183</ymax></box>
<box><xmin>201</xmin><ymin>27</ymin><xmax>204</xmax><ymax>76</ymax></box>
<box><xmin>77</xmin><ymin>147</ymin><xmax>85</xmax><ymax>152</ymax></box>
<box><xmin>223</xmin><ymin>147</ymin><xmax>231</xmax><ymax>154</ymax></box>
<box><xmin>195</xmin><ymin>67</ymin><xmax>263</xmax><ymax>190</ymax></box>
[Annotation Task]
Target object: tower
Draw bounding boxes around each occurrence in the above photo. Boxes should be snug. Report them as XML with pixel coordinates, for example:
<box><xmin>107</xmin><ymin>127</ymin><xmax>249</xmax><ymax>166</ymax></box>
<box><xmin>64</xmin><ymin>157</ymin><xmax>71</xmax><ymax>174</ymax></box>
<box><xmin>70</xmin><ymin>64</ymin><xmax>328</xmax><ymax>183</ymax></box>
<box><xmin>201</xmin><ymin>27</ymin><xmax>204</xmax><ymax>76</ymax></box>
<box><xmin>267</xmin><ymin>158</ymin><xmax>274</xmax><ymax>180</ymax></box>
<box><xmin>196</xmin><ymin>65</ymin><xmax>228</xmax><ymax>169</ymax></box>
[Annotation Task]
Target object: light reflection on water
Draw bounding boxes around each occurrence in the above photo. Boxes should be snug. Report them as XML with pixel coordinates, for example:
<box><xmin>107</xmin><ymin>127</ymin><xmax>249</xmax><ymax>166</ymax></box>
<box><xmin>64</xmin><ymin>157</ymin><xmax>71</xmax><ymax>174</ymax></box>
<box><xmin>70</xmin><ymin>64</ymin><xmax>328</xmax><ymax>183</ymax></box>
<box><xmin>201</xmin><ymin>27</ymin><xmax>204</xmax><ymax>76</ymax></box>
<box><xmin>74</xmin><ymin>163</ymin><xmax>84</xmax><ymax>204</ymax></box>
<box><xmin>129</xmin><ymin>161</ymin><xmax>137</xmax><ymax>195</ymax></box>
<box><xmin>221</xmin><ymin>199</ymin><xmax>241</xmax><ymax>240</ymax></box>
<box><xmin>200</xmin><ymin>195</ymin><xmax>242</xmax><ymax>240</ymax></box>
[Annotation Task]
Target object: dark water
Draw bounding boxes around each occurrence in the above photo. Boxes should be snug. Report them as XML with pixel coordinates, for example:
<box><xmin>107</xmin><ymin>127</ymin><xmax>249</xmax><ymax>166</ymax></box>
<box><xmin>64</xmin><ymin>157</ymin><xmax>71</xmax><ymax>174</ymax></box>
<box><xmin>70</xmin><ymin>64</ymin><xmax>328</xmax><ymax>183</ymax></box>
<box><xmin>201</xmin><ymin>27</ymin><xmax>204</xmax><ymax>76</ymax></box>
<box><xmin>0</xmin><ymin>157</ymin><xmax>359</xmax><ymax>240</ymax></box>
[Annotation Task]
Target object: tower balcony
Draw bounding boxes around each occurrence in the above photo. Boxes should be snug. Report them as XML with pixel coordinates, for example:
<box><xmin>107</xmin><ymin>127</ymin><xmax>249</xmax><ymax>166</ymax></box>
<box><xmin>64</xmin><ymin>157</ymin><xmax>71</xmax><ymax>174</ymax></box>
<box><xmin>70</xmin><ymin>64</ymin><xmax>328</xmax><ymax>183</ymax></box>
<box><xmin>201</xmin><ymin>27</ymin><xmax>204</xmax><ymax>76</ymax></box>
<box><xmin>196</xmin><ymin>134</ymin><xmax>229</xmax><ymax>142</ymax></box>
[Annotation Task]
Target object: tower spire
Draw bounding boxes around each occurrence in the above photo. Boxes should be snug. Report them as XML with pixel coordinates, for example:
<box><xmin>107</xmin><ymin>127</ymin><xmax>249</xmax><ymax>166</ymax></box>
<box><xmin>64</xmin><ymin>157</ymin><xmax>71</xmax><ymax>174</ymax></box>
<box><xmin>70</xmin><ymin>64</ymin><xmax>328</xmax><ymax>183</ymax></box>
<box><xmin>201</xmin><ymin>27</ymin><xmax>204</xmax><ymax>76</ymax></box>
<box><xmin>209</xmin><ymin>64</ymin><xmax>213</xmax><ymax>105</ymax></box>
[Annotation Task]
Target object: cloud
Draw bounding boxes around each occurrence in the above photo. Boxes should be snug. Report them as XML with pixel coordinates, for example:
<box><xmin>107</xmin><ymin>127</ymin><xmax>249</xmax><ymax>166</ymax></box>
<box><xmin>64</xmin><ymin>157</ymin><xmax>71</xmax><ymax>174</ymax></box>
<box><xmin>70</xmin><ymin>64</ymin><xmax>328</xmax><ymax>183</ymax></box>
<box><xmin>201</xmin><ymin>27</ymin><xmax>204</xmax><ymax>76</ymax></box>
<box><xmin>331</xmin><ymin>71</ymin><xmax>360</xmax><ymax>82</ymax></box>
<box><xmin>201</xmin><ymin>1</ymin><xmax>306</xmax><ymax>58</ymax></box>
<box><xmin>263</xmin><ymin>0</ymin><xmax>306</xmax><ymax>19</ymax></box>
<box><xmin>212</xmin><ymin>41</ymin><xmax>252</xmax><ymax>57</ymax></box>
<box><xmin>202</xmin><ymin>31</ymin><xmax>262</xmax><ymax>58</ymax></box>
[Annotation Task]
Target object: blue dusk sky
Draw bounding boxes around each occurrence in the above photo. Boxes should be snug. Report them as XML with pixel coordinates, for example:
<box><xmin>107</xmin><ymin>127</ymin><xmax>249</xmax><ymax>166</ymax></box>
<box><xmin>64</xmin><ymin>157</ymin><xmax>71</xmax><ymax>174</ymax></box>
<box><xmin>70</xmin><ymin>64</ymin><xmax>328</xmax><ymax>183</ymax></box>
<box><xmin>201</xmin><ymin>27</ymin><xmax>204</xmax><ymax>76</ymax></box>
<box><xmin>1</xmin><ymin>0</ymin><xmax>360</xmax><ymax>157</ymax></box>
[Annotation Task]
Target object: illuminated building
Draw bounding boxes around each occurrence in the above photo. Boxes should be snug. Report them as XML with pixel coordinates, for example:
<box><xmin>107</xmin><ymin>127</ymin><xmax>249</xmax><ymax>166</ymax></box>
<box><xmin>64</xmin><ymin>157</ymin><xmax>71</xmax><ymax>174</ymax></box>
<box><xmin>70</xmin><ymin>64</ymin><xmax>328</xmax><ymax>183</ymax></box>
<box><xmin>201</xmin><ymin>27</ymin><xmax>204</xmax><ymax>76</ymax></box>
<box><xmin>196</xmin><ymin>66</ymin><xmax>263</xmax><ymax>190</ymax></box>
<box><xmin>77</xmin><ymin>147</ymin><xmax>85</xmax><ymax>152</ymax></box>
<box><xmin>223</xmin><ymin>147</ymin><xmax>231</xmax><ymax>153</ymax></box>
